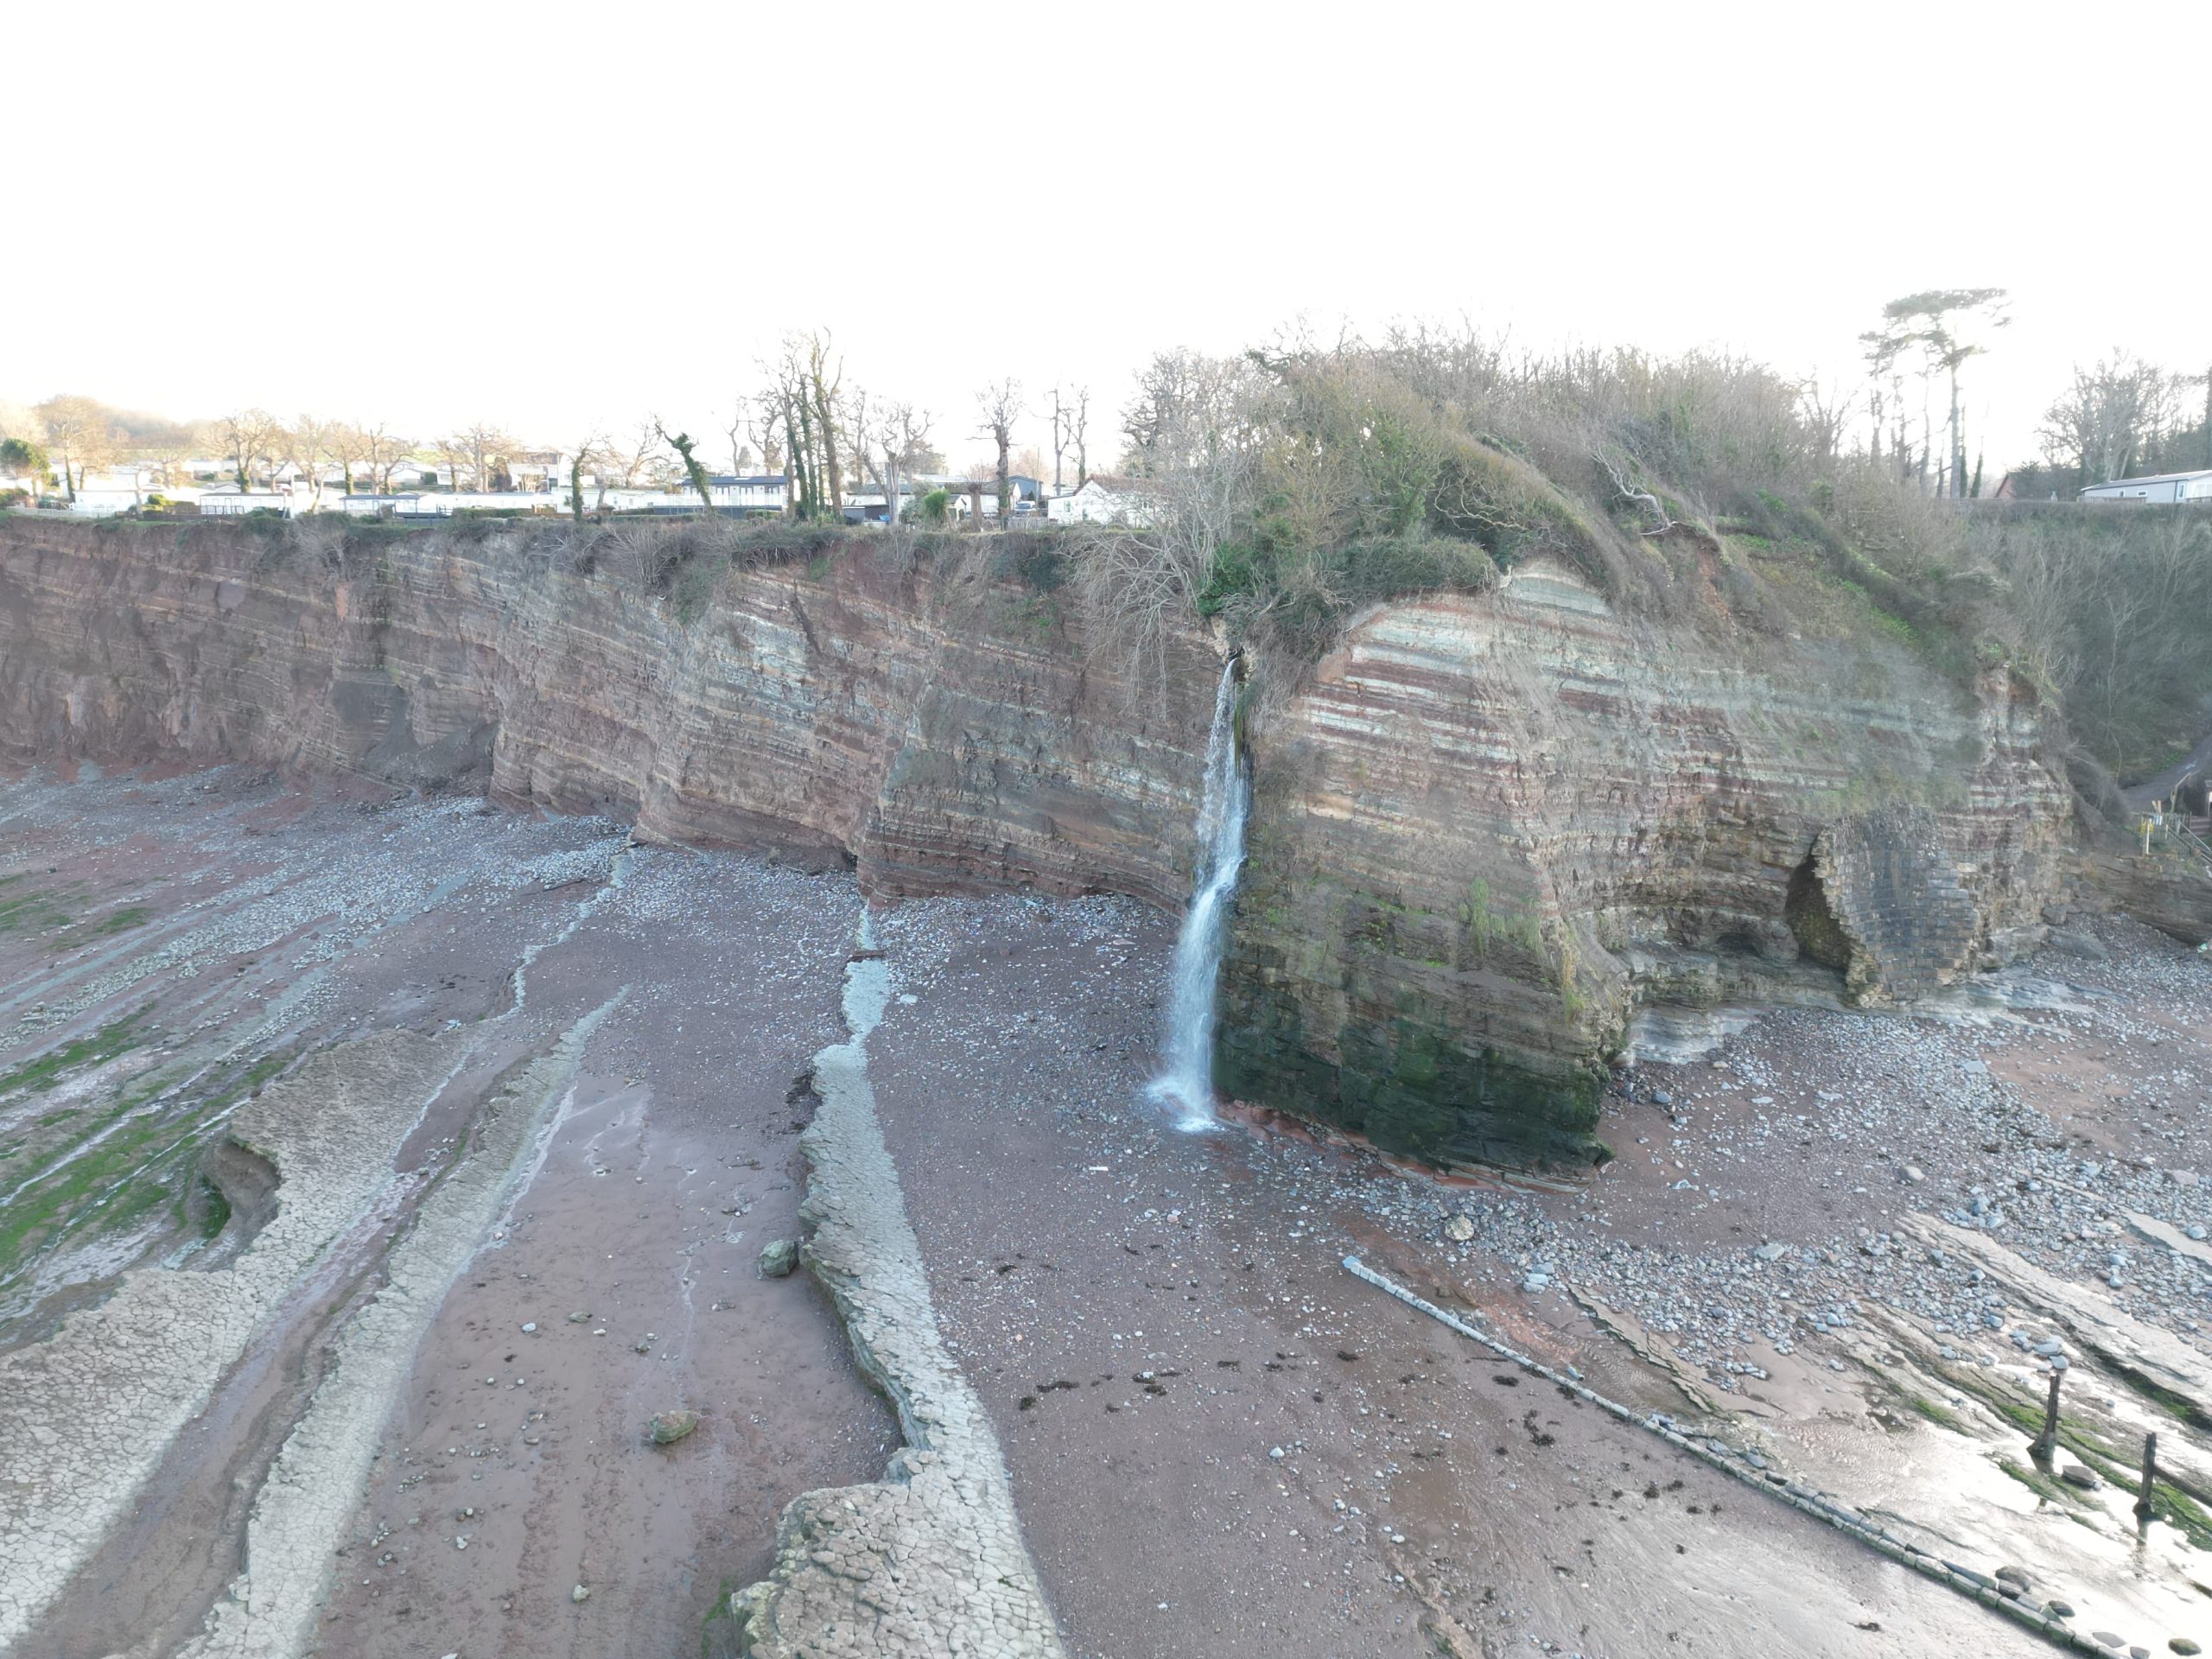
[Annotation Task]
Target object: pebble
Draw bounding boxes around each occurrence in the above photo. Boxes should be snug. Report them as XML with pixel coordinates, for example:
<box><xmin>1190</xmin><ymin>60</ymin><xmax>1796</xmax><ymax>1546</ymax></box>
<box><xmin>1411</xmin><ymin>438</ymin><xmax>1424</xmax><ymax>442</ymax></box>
<box><xmin>573</xmin><ymin>1583</ymin><xmax>591</xmax><ymax>1603</ymax></box>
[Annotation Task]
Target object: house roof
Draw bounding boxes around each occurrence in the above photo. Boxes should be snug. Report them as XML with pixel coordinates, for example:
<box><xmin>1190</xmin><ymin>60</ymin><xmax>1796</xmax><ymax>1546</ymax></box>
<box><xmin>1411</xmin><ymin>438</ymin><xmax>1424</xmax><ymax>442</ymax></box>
<box><xmin>706</xmin><ymin>474</ymin><xmax>789</xmax><ymax>487</ymax></box>
<box><xmin>1082</xmin><ymin>473</ymin><xmax>1157</xmax><ymax>494</ymax></box>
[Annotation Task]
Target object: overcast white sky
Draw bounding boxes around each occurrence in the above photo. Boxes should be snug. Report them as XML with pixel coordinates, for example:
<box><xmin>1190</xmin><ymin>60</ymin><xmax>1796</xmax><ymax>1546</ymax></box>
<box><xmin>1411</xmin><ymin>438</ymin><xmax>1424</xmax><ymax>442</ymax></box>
<box><xmin>10</xmin><ymin>0</ymin><xmax>2206</xmax><ymax>473</ymax></box>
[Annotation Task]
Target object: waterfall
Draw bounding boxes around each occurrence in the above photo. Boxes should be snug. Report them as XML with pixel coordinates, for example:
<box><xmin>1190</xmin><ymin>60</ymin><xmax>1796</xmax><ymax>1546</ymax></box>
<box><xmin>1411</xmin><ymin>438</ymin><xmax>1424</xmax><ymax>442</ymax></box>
<box><xmin>1145</xmin><ymin>659</ymin><xmax>1249</xmax><ymax>1130</ymax></box>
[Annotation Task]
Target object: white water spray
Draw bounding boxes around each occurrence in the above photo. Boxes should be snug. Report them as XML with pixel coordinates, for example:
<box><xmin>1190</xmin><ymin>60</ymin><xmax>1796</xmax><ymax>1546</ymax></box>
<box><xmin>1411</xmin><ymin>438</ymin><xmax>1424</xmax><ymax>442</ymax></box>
<box><xmin>1146</xmin><ymin>659</ymin><xmax>1249</xmax><ymax>1130</ymax></box>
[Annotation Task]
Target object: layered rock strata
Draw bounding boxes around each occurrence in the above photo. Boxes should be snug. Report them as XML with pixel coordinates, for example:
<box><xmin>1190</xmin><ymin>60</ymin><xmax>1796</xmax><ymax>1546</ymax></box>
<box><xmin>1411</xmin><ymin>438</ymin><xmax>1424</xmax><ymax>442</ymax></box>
<box><xmin>0</xmin><ymin>523</ymin><xmax>2073</xmax><ymax>1168</ymax></box>
<box><xmin>0</xmin><ymin>518</ymin><xmax>1217</xmax><ymax>907</ymax></box>
<box><xmin>1217</xmin><ymin>566</ymin><xmax>2070</xmax><ymax>1167</ymax></box>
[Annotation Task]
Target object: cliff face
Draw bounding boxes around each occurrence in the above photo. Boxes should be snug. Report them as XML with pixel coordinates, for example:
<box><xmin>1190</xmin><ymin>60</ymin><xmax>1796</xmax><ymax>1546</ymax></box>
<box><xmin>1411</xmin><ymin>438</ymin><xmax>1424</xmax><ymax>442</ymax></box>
<box><xmin>0</xmin><ymin>518</ymin><xmax>1220</xmax><ymax>906</ymax></box>
<box><xmin>0</xmin><ymin>519</ymin><xmax>2072</xmax><ymax>1167</ymax></box>
<box><xmin>1217</xmin><ymin>567</ymin><xmax>2069</xmax><ymax>1166</ymax></box>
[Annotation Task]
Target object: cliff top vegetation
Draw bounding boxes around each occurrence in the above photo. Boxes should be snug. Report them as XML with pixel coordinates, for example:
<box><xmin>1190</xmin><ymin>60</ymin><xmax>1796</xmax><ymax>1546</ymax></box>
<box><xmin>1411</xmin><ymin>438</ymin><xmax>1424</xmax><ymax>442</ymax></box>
<box><xmin>1071</xmin><ymin>327</ymin><xmax>2212</xmax><ymax>791</ymax></box>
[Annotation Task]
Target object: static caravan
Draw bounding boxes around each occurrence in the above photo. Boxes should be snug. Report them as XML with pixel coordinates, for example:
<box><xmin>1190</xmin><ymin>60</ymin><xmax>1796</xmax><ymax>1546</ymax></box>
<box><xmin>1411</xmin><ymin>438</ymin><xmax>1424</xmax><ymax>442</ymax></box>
<box><xmin>2078</xmin><ymin>469</ymin><xmax>2212</xmax><ymax>504</ymax></box>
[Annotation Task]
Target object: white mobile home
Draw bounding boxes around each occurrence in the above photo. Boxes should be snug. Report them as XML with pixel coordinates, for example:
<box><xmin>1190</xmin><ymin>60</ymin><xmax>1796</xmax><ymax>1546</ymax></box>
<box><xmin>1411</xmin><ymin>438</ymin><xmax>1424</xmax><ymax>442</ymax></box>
<box><xmin>200</xmin><ymin>487</ymin><xmax>296</xmax><ymax>517</ymax></box>
<box><xmin>2079</xmin><ymin>469</ymin><xmax>2212</xmax><ymax>504</ymax></box>
<box><xmin>707</xmin><ymin>474</ymin><xmax>790</xmax><ymax>513</ymax></box>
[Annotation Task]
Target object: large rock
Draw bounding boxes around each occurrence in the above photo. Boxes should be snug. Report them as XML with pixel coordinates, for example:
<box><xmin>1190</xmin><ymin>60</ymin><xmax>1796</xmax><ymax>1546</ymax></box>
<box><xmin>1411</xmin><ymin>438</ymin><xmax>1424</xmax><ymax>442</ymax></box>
<box><xmin>1217</xmin><ymin>566</ymin><xmax>2068</xmax><ymax>1167</ymax></box>
<box><xmin>2081</xmin><ymin>847</ymin><xmax>2212</xmax><ymax>945</ymax></box>
<box><xmin>646</xmin><ymin>1409</ymin><xmax>699</xmax><ymax>1446</ymax></box>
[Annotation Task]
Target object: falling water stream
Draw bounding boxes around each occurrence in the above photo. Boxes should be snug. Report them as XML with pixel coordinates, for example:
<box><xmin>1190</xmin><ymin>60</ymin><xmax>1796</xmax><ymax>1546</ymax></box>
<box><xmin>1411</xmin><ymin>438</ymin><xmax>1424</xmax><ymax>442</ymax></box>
<box><xmin>1145</xmin><ymin>659</ymin><xmax>1249</xmax><ymax>1129</ymax></box>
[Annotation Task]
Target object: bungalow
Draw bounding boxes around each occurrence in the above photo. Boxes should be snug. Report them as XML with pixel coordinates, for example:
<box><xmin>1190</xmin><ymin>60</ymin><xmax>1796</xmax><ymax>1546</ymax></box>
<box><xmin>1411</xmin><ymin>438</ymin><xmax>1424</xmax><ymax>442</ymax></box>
<box><xmin>2079</xmin><ymin>469</ymin><xmax>2212</xmax><ymax>505</ymax></box>
<box><xmin>1046</xmin><ymin>474</ymin><xmax>1161</xmax><ymax>528</ymax></box>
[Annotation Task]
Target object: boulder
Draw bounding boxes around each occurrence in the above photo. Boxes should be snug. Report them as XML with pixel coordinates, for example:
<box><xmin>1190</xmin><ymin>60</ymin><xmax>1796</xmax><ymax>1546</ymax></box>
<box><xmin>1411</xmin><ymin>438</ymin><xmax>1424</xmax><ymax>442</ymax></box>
<box><xmin>647</xmin><ymin>1409</ymin><xmax>700</xmax><ymax>1446</ymax></box>
<box><xmin>759</xmin><ymin>1238</ymin><xmax>800</xmax><ymax>1278</ymax></box>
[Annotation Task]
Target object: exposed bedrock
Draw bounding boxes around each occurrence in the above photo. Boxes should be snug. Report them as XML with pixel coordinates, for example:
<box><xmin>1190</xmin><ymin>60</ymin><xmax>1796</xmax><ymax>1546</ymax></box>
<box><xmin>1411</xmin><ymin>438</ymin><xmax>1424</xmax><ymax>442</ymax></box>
<box><xmin>1217</xmin><ymin>567</ymin><xmax>2070</xmax><ymax>1168</ymax></box>
<box><xmin>0</xmin><ymin>523</ymin><xmax>2073</xmax><ymax>1166</ymax></box>
<box><xmin>0</xmin><ymin>517</ymin><xmax>1220</xmax><ymax>907</ymax></box>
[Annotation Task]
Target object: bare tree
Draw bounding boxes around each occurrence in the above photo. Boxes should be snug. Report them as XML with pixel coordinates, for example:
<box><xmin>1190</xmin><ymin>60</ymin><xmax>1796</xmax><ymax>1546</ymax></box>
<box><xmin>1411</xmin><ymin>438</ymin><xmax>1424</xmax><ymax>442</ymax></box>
<box><xmin>804</xmin><ymin>334</ymin><xmax>846</xmax><ymax>515</ymax></box>
<box><xmin>287</xmin><ymin>414</ymin><xmax>340</xmax><ymax>510</ymax></box>
<box><xmin>860</xmin><ymin>397</ymin><xmax>932</xmax><ymax>526</ymax></box>
<box><xmin>434</xmin><ymin>434</ymin><xmax>472</xmax><ymax>493</ymax></box>
<box><xmin>1071</xmin><ymin>385</ymin><xmax>1090</xmax><ymax>486</ymax></box>
<box><xmin>976</xmin><ymin>377</ymin><xmax>1021</xmax><ymax>530</ymax></box>
<box><xmin>1796</xmin><ymin>377</ymin><xmax>1858</xmax><ymax>467</ymax></box>
<box><xmin>364</xmin><ymin>424</ymin><xmax>416</xmax><ymax>493</ymax></box>
<box><xmin>2040</xmin><ymin>352</ymin><xmax>2178</xmax><ymax>488</ymax></box>
<box><xmin>763</xmin><ymin>333</ymin><xmax>846</xmax><ymax>520</ymax></box>
<box><xmin>324</xmin><ymin>423</ymin><xmax>372</xmax><ymax>496</ymax></box>
<box><xmin>1074</xmin><ymin>359</ymin><xmax>1264</xmax><ymax>682</ymax></box>
<box><xmin>36</xmin><ymin>395</ymin><xmax>117</xmax><ymax>498</ymax></box>
<box><xmin>747</xmin><ymin>397</ymin><xmax>784</xmax><ymax>475</ymax></box>
<box><xmin>722</xmin><ymin>396</ymin><xmax>755</xmax><ymax>475</ymax></box>
<box><xmin>217</xmin><ymin>409</ymin><xmax>282</xmax><ymax>491</ymax></box>
<box><xmin>461</xmin><ymin>424</ymin><xmax>518</xmax><ymax>492</ymax></box>
<box><xmin>1048</xmin><ymin>386</ymin><xmax>1071</xmax><ymax>493</ymax></box>
<box><xmin>602</xmin><ymin>420</ymin><xmax>666</xmax><ymax>491</ymax></box>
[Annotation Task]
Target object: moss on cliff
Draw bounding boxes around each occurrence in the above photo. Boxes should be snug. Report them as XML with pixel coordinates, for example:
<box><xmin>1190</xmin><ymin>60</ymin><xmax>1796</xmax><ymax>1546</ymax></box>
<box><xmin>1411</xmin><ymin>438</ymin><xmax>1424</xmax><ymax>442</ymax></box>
<box><xmin>1216</xmin><ymin>990</ymin><xmax>1607</xmax><ymax>1170</ymax></box>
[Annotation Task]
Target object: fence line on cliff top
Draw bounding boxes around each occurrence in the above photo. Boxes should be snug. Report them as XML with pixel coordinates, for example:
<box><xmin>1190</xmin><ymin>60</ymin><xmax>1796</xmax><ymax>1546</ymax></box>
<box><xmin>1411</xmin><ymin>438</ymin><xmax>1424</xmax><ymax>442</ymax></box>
<box><xmin>1341</xmin><ymin>1255</ymin><xmax>2113</xmax><ymax>1657</ymax></box>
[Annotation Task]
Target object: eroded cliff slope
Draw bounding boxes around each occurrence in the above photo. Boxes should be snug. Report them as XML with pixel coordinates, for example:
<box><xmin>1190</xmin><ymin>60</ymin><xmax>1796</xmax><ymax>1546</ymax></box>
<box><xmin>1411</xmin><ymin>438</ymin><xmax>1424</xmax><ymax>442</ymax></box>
<box><xmin>0</xmin><ymin>517</ymin><xmax>2071</xmax><ymax>1166</ymax></box>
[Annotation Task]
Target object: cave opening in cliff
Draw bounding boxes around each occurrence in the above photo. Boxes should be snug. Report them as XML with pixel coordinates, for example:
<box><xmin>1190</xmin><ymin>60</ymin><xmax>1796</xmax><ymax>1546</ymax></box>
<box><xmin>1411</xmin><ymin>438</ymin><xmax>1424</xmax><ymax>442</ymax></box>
<box><xmin>1784</xmin><ymin>849</ymin><xmax>1853</xmax><ymax>970</ymax></box>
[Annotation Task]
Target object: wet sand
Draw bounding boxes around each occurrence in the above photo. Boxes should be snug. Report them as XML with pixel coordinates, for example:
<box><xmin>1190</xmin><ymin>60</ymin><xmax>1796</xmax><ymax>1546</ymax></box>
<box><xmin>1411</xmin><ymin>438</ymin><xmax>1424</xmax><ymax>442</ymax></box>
<box><xmin>0</xmin><ymin>770</ymin><xmax>894</xmax><ymax>1659</ymax></box>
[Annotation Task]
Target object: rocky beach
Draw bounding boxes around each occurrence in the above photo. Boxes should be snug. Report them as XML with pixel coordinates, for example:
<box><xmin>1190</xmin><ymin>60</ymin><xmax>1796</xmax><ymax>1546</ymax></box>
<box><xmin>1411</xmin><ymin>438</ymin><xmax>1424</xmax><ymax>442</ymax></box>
<box><xmin>3</xmin><ymin>756</ymin><xmax>2206</xmax><ymax>1657</ymax></box>
<box><xmin>3</xmin><ymin>509</ymin><xmax>2209</xmax><ymax>1658</ymax></box>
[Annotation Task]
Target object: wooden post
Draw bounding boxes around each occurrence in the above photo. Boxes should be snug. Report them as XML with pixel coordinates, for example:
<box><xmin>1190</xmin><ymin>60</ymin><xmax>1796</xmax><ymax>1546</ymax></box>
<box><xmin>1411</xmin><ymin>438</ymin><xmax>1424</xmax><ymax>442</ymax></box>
<box><xmin>2030</xmin><ymin>1367</ymin><xmax>2063</xmax><ymax>1464</ymax></box>
<box><xmin>2137</xmin><ymin>1432</ymin><xmax>2158</xmax><ymax>1529</ymax></box>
